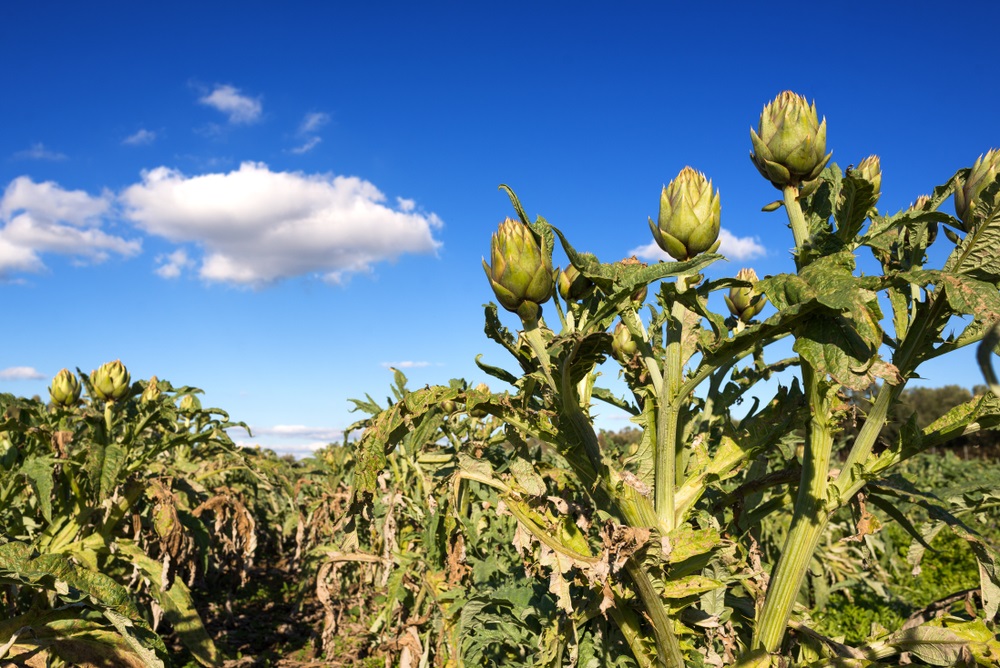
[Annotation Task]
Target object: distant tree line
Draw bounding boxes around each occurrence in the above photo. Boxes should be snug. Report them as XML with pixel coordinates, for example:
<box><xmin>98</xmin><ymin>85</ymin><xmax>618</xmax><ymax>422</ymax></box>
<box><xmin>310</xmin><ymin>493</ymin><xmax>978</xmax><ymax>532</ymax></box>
<box><xmin>598</xmin><ymin>385</ymin><xmax>1000</xmax><ymax>460</ymax></box>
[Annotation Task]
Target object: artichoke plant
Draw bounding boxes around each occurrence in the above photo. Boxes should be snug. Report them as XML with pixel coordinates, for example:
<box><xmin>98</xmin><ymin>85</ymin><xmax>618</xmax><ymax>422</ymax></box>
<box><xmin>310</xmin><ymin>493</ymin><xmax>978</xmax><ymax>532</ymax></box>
<box><xmin>611</xmin><ymin>321</ymin><xmax>637</xmax><ymax>362</ymax></box>
<box><xmin>89</xmin><ymin>360</ymin><xmax>131</xmax><ymax>402</ymax></box>
<box><xmin>954</xmin><ymin>148</ymin><xmax>1000</xmax><ymax>229</ymax></box>
<box><xmin>649</xmin><ymin>167</ymin><xmax>721</xmax><ymax>261</ymax></box>
<box><xmin>724</xmin><ymin>268</ymin><xmax>765</xmax><ymax>326</ymax></box>
<box><xmin>750</xmin><ymin>91</ymin><xmax>831</xmax><ymax>189</ymax></box>
<box><xmin>483</xmin><ymin>218</ymin><xmax>553</xmax><ymax>322</ymax></box>
<box><xmin>49</xmin><ymin>368</ymin><xmax>81</xmax><ymax>407</ymax></box>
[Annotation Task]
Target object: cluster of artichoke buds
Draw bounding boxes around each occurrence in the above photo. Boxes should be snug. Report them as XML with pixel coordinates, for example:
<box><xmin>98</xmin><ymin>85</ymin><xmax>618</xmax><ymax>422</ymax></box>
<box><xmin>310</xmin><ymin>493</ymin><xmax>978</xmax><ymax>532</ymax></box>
<box><xmin>89</xmin><ymin>360</ymin><xmax>131</xmax><ymax>402</ymax></box>
<box><xmin>649</xmin><ymin>166</ymin><xmax>721</xmax><ymax>261</ymax></box>
<box><xmin>724</xmin><ymin>268</ymin><xmax>766</xmax><ymax>328</ymax></box>
<box><xmin>954</xmin><ymin>149</ymin><xmax>1000</xmax><ymax>230</ymax></box>
<box><xmin>483</xmin><ymin>218</ymin><xmax>553</xmax><ymax>323</ymax></box>
<box><xmin>49</xmin><ymin>368</ymin><xmax>81</xmax><ymax>407</ymax></box>
<box><xmin>556</xmin><ymin>264</ymin><xmax>593</xmax><ymax>301</ymax></box>
<box><xmin>750</xmin><ymin>91</ymin><xmax>831</xmax><ymax>190</ymax></box>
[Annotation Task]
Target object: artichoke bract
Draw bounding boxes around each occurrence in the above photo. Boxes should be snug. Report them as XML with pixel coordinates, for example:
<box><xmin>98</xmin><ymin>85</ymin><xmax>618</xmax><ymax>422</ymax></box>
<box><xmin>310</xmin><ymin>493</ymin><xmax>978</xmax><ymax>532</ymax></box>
<box><xmin>724</xmin><ymin>268</ymin><xmax>766</xmax><ymax>325</ymax></box>
<box><xmin>954</xmin><ymin>149</ymin><xmax>1000</xmax><ymax>230</ymax></box>
<box><xmin>750</xmin><ymin>91</ymin><xmax>831</xmax><ymax>189</ymax></box>
<box><xmin>89</xmin><ymin>360</ymin><xmax>131</xmax><ymax>402</ymax></box>
<box><xmin>649</xmin><ymin>167</ymin><xmax>721</xmax><ymax>261</ymax></box>
<box><xmin>483</xmin><ymin>218</ymin><xmax>553</xmax><ymax>322</ymax></box>
<box><xmin>49</xmin><ymin>368</ymin><xmax>81</xmax><ymax>407</ymax></box>
<box><xmin>856</xmin><ymin>155</ymin><xmax>882</xmax><ymax>203</ymax></box>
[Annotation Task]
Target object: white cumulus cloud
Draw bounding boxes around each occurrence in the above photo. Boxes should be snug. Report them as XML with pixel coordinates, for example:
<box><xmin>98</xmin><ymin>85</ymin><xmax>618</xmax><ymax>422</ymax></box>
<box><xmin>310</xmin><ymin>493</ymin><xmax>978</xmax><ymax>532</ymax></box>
<box><xmin>0</xmin><ymin>366</ymin><xmax>45</xmax><ymax>380</ymax></box>
<box><xmin>199</xmin><ymin>84</ymin><xmax>262</xmax><ymax>124</ymax></box>
<box><xmin>0</xmin><ymin>177</ymin><xmax>141</xmax><ymax>275</ymax></box>
<box><xmin>381</xmin><ymin>361</ymin><xmax>432</xmax><ymax>369</ymax></box>
<box><xmin>154</xmin><ymin>249</ymin><xmax>194</xmax><ymax>278</ymax></box>
<box><xmin>630</xmin><ymin>228</ymin><xmax>766</xmax><ymax>263</ymax></box>
<box><xmin>123</xmin><ymin>129</ymin><xmax>156</xmax><ymax>146</ymax></box>
<box><xmin>120</xmin><ymin>162</ymin><xmax>443</xmax><ymax>286</ymax></box>
<box><xmin>254</xmin><ymin>425</ymin><xmax>344</xmax><ymax>441</ymax></box>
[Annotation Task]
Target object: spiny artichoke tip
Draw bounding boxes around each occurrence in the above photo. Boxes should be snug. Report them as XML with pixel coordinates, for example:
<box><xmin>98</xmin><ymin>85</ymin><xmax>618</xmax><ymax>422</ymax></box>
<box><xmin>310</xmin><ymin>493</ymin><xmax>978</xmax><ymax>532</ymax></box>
<box><xmin>954</xmin><ymin>149</ymin><xmax>1000</xmax><ymax>230</ymax></box>
<box><xmin>49</xmin><ymin>368</ymin><xmax>81</xmax><ymax>407</ymax></box>
<box><xmin>750</xmin><ymin>91</ymin><xmax>831</xmax><ymax>190</ymax></box>
<box><xmin>855</xmin><ymin>155</ymin><xmax>882</xmax><ymax>204</ymax></box>
<box><xmin>89</xmin><ymin>360</ymin><xmax>131</xmax><ymax>402</ymax></box>
<box><xmin>649</xmin><ymin>166</ymin><xmax>721</xmax><ymax>261</ymax></box>
<box><xmin>724</xmin><ymin>268</ymin><xmax>766</xmax><ymax>326</ymax></box>
<box><xmin>483</xmin><ymin>218</ymin><xmax>553</xmax><ymax>323</ymax></box>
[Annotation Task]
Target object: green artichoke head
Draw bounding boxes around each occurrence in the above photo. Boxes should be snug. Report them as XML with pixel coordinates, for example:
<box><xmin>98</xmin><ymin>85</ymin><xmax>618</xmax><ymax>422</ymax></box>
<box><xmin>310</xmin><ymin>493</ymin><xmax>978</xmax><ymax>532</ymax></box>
<box><xmin>89</xmin><ymin>360</ymin><xmax>131</xmax><ymax>402</ymax></box>
<box><xmin>856</xmin><ymin>155</ymin><xmax>882</xmax><ymax>203</ymax></box>
<box><xmin>649</xmin><ymin>167</ymin><xmax>721</xmax><ymax>261</ymax></box>
<box><xmin>611</xmin><ymin>322</ymin><xmax>638</xmax><ymax>362</ymax></box>
<box><xmin>141</xmin><ymin>376</ymin><xmax>161</xmax><ymax>404</ymax></box>
<box><xmin>556</xmin><ymin>264</ymin><xmax>593</xmax><ymax>301</ymax></box>
<box><xmin>49</xmin><ymin>368</ymin><xmax>81</xmax><ymax>407</ymax></box>
<box><xmin>724</xmin><ymin>268</ymin><xmax>766</xmax><ymax>325</ymax></box>
<box><xmin>750</xmin><ymin>91</ymin><xmax>831</xmax><ymax>189</ymax></box>
<box><xmin>483</xmin><ymin>218</ymin><xmax>553</xmax><ymax>322</ymax></box>
<box><xmin>954</xmin><ymin>149</ymin><xmax>1000</xmax><ymax>230</ymax></box>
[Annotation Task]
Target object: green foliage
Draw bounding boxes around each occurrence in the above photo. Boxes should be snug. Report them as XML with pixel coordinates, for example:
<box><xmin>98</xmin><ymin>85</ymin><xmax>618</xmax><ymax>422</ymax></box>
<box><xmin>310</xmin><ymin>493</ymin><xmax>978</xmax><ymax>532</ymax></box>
<box><xmin>345</xmin><ymin>91</ymin><xmax>1000</xmax><ymax>667</ymax></box>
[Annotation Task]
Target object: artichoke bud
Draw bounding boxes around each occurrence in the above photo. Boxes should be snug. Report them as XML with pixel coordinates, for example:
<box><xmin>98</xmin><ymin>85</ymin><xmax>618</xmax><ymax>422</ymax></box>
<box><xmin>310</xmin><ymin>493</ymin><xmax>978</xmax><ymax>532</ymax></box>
<box><xmin>483</xmin><ymin>218</ymin><xmax>553</xmax><ymax>322</ymax></box>
<box><xmin>909</xmin><ymin>195</ymin><xmax>932</xmax><ymax>212</ymax></box>
<box><xmin>178</xmin><ymin>395</ymin><xmax>200</xmax><ymax>413</ymax></box>
<box><xmin>750</xmin><ymin>91</ymin><xmax>831</xmax><ymax>189</ymax></box>
<box><xmin>649</xmin><ymin>167</ymin><xmax>721</xmax><ymax>261</ymax></box>
<box><xmin>611</xmin><ymin>322</ymin><xmax>638</xmax><ymax>362</ymax></box>
<box><xmin>439</xmin><ymin>399</ymin><xmax>457</xmax><ymax>415</ymax></box>
<box><xmin>954</xmin><ymin>149</ymin><xmax>1000</xmax><ymax>230</ymax></box>
<box><xmin>49</xmin><ymin>368</ymin><xmax>81</xmax><ymax>407</ymax></box>
<box><xmin>631</xmin><ymin>284</ymin><xmax>647</xmax><ymax>305</ymax></box>
<box><xmin>556</xmin><ymin>265</ymin><xmax>593</xmax><ymax>301</ymax></box>
<box><xmin>89</xmin><ymin>360</ymin><xmax>131</xmax><ymax>402</ymax></box>
<box><xmin>141</xmin><ymin>376</ymin><xmax>161</xmax><ymax>404</ymax></box>
<box><xmin>724</xmin><ymin>268</ymin><xmax>766</xmax><ymax>325</ymax></box>
<box><xmin>855</xmin><ymin>155</ymin><xmax>882</xmax><ymax>204</ymax></box>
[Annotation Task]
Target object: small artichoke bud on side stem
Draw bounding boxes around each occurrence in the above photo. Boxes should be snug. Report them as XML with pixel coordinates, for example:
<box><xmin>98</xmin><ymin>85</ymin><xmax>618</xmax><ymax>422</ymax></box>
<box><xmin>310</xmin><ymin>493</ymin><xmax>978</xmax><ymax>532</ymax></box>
<box><xmin>556</xmin><ymin>265</ymin><xmax>593</xmax><ymax>302</ymax></box>
<box><xmin>855</xmin><ymin>155</ymin><xmax>882</xmax><ymax>205</ymax></box>
<box><xmin>611</xmin><ymin>322</ymin><xmax>638</xmax><ymax>363</ymax></box>
<box><xmin>89</xmin><ymin>360</ymin><xmax>131</xmax><ymax>403</ymax></box>
<box><xmin>141</xmin><ymin>376</ymin><xmax>161</xmax><ymax>404</ymax></box>
<box><xmin>649</xmin><ymin>167</ymin><xmax>721</xmax><ymax>261</ymax></box>
<box><xmin>483</xmin><ymin>218</ymin><xmax>553</xmax><ymax>324</ymax></box>
<box><xmin>725</xmin><ymin>268</ymin><xmax>766</xmax><ymax>331</ymax></box>
<box><xmin>954</xmin><ymin>149</ymin><xmax>1000</xmax><ymax>231</ymax></box>
<box><xmin>49</xmin><ymin>368</ymin><xmax>81</xmax><ymax>407</ymax></box>
<box><xmin>750</xmin><ymin>91</ymin><xmax>831</xmax><ymax>190</ymax></box>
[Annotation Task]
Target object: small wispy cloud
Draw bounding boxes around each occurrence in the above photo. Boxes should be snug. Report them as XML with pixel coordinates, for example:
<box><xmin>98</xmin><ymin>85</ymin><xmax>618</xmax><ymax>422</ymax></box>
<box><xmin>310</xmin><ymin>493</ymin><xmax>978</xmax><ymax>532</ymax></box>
<box><xmin>0</xmin><ymin>366</ymin><xmax>45</xmax><ymax>380</ymax></box>
<box><xmin>381</xmin><ymin>361</ymin><xmax>432</xmax><ymax>369</ymax></box>
<box><xmin>299</xmin><ymin>112</ymin><xmax>330</xmax><ymax>135</ymax></box>
<box><xmin>123</xmin><ymin>129</ymin><xmax>156</xmax><ymax>146</ymax></box>
<box><xmin>13</xmin><ymin>143</ymin><xmax>67</xmax><ymax>161</ymax></box>
<box><xmin>630</xmin><ymin>228</ymin><xmax>766</xmax><ymax>263</ymax></box>
<box><xmin>290</xmin><ymin>137</ymin><xmax>322</xmax><ymax>154</ymax></box>
<box><xmin>199</xmin><ymin>84</ymin><xmax>262</xmax><ymax>125</ymax></box>
<box><xmin>154</xmin><ymin>249</ymin><xmax>194</xmax><ymax>278</ymax></box>
<box><xmin>253</xmin><ymin>424</ymin><xmax>343</xmax><ymax>442</ymax></box>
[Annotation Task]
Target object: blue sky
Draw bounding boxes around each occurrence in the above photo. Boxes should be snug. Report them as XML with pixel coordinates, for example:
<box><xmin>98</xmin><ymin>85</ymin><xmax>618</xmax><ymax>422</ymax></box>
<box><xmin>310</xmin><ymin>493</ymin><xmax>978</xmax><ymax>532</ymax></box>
<box><xmin>1</xmin><ymin>2</ymin><xmax>997</xmax><ymax>454</ymax></box>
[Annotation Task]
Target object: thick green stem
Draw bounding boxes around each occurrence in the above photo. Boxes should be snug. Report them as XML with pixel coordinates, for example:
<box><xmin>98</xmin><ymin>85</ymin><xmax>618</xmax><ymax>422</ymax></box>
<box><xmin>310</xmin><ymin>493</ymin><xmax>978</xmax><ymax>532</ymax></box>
<box><xmin>655</xmin><ymin>308</ymin><xmax>683</xmax><ymax>529</ymax></box>
<box><xmin>625</xmin><ymin>560</ymin><xmax>684</xmax><ymax>668</ymax></box>
<box><xmin>783</xmin><ymin>185</ymin><xmax>809</xmax><ymax>256</ymax></box>
<box><xmin>753</xmin><ymin>365</ymin><xmax>834</xmax><ymax>652</ymax></box>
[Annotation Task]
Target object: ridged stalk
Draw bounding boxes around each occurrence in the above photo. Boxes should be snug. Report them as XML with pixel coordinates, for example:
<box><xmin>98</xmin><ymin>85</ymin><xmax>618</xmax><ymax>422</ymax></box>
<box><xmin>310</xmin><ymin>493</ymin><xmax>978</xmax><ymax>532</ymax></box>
<box><xmin>753</xmin><ymin>364</ymin><xmax>834</xmax><ymax>651</ymax></box>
